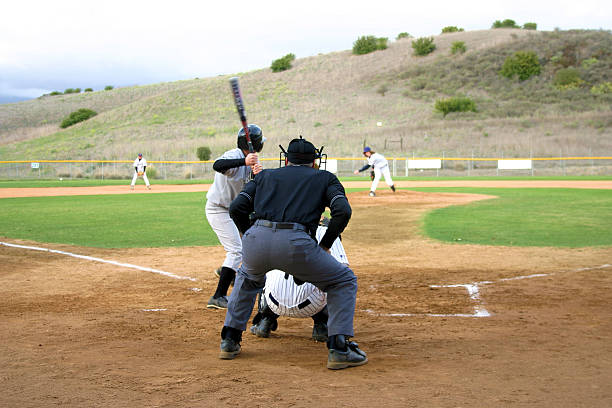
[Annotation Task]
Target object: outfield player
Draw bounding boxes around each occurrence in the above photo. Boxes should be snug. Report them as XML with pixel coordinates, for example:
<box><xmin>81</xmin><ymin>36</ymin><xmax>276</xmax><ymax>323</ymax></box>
<box><xmin>353</xmin><ymin>146</ymin><xmax>395</xmax><ymax>196</ymax></box>
<box><xmin>130</xmin><ymin>153</ymin><xmax>151</xmax><ymax>190</ymax></box>
<box><xmin>205</xmin><ymin>125</ymin><xmax>265</xmax><ymax>309</ymax></box>
<box><xmin>250</xmin><ymin>218</ymin><xmax>348</xmax><ymax>342</ymax></box>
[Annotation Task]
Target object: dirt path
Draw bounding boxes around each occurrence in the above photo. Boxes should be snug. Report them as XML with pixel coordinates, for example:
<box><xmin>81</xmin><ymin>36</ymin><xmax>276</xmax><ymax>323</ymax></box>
<box><xmin>1</xmin><ymin>183</ymin><xmax>611</xmax><ymax>407</ymax></box>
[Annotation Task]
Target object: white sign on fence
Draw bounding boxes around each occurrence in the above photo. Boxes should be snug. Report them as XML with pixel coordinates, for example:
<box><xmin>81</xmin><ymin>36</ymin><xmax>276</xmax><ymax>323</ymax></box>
<box><xmin>30</xmin><ymin>162</ymin><xmax>40</xmax><ymax>169</ymax></box>
<box><xmin>498</xmin><ymin>159</ymin><xmax>532</xmax><ymax>170</ymax></box>
<box><xmin>407</xmin><ymin>159</ymin><xmax>442</xmax><ymax>169</ymax></box>
<box><xmin>325</xmin><ymin>159</ymin><xmax>338</xmax><ymax>174</ymax></box>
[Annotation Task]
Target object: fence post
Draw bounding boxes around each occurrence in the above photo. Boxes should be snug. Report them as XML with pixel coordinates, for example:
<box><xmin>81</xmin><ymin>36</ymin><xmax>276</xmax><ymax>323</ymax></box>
<box><xmin>393</xmin><ymin>158</ymin><xmax>396</xmax><ymax>177</ymax></box>
<box><xmin>102</xmin><ymin>162</ymin><xmax>104</xmax><ymax>180</ymax></box>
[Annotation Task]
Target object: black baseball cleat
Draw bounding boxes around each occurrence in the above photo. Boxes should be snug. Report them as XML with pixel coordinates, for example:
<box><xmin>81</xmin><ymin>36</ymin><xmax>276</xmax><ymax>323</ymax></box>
<box><xmin>312</xmin><ymin>321</ymin><xmax>328</xmax><ymax>342</ymax></box>
<box><xmin>390</xmin><ymin>185</ymin><xmax>396</xmax><ymax>192</ymax></box>
<box><xmin>327</xmin><ymin>336</ymin><xmax>368</xmax><ymax>370</ymax></box>
<box><xmin>219</xmin><ymin>338</ymin><xmax>241</xmax><ymax>359</ymax></box>
<box><xmin>207</xmin><ymin>295</ymin><xmax>228</xmax><ymax>309</ymax></box>
<box><xmin>250</xmin><ymin>316</ymin><xmax>275</xmax><ymax>338</ymax></box>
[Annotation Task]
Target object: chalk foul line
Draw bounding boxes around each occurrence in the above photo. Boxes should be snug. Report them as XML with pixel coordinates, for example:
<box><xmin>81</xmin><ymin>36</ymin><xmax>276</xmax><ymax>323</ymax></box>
<box><xmin>1</xmin><ymin>241</ymin><xmax>197</xmax><ymax>282</ymax></box>
<box><xmin>364</xmin><ymin>263</ymin><xmax>611</xmax><ymax>318</ymax></box>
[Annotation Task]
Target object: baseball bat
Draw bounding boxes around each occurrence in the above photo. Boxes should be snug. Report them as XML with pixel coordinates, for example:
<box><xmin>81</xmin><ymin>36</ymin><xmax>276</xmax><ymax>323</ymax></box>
<box><xmin>229</xmin><ymin>76</ymin><xmax>254</xmax><ymax>153</ymax></box>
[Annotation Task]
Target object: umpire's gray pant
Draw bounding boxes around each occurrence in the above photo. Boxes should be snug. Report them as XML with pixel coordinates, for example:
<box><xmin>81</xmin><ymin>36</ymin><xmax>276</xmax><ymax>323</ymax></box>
<box><xmin>224</xmin><ymin>220</ymin><xmax>357</xmax><ymax>337</ymax></box>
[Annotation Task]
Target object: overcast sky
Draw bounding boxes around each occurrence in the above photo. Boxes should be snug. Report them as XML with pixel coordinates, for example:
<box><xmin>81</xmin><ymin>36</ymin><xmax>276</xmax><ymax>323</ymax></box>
<box><xmin>1</xmin><ymin>0</ymin><xmax>610</xmax><ymax>103</ymax></box>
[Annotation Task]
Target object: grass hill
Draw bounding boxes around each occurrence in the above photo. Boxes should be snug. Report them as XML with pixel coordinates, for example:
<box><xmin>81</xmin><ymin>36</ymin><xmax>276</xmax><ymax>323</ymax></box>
<box><xmin>0</xmin><ymin>28</ymin><xmax>610</xmax><ymax>162</ymax></box>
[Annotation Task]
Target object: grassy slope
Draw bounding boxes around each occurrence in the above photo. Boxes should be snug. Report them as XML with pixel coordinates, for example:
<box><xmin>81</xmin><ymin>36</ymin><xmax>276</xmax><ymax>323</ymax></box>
<box><xmin>0</xmin><ymin>29</ymin><xmax>610</xmax><ymax>162</ymax></box>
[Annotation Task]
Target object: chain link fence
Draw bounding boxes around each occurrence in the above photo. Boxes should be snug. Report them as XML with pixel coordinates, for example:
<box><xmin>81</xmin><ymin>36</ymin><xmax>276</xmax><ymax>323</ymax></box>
<box><xmin>1</xmin><ymin>156</ymin><xmax>611</xmax><ymax>180</ymax></box>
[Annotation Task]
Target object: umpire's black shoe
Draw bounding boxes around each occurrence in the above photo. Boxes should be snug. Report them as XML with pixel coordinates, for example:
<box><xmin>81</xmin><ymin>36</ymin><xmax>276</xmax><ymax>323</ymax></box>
<box><xmin>219</xmin><ymin>338</ymin><xmax>241</xmax><ymax>359</ymax></box>
<box><xmin>312</xmin><ymin>321</ymin><xmax>328</xmax><ymax>342</ymax></box>
<box><xmin>327</xmin><ymin>336</ymin><xmax>368</xmax><ymax>370</ymax></box>
<box><xmin>250</xmin><ymin>316</ymin><xmax>275</xmax><ymax>338</ymax></box>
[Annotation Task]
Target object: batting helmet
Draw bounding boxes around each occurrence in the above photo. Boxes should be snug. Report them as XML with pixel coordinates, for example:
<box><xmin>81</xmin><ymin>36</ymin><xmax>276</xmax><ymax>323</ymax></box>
<box><xmin>237</xmin><ymin>124</ymin><xmax>265</xmax><ymax>152</ymax></box>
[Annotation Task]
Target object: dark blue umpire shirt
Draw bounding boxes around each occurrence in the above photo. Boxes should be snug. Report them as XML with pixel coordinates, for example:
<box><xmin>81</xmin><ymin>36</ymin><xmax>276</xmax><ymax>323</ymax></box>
<box><xmin>229</xmin><ymin>164</ymin><xmax>351</xmax><ymax>249</ymax></box>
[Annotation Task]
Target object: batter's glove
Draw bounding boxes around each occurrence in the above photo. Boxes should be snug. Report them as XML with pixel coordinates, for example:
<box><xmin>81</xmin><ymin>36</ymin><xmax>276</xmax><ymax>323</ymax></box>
<box><xmin>370</xmin><ymin>170</ymin><xmax>375</xmax><ymax>181</ymax></box>
<box><xmin>138</xmin><ymin>171</ymin><xmax>144</xmax><ymax>176</ymax></box>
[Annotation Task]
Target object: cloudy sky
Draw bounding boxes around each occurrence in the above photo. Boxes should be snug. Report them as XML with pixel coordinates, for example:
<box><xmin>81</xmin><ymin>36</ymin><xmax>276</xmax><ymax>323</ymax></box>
<box><xmin>1</xmin><ymin>0</ymin><xmax>610</xmax><ymax>103</ymax></box>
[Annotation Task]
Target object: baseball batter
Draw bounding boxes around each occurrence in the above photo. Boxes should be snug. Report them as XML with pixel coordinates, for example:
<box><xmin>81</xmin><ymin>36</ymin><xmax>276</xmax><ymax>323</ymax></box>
<box><xmin>130</xmin><ymin>153</ymin><xmax>151</xmax><ymax>190</ymax></box>
<box><xmin>205</xmin><ymin>124</ymin><xmax>264</xmax><ymax>310</ymax></box>
<box><xmin>250</xmin><ymin>219</ymin><xmax>349</xmax><ymax>342</ymax></box>
<box><xmin>353</xmin><ymin>146</ymin><xmax>395</xmax><ymax>196</ymax></box>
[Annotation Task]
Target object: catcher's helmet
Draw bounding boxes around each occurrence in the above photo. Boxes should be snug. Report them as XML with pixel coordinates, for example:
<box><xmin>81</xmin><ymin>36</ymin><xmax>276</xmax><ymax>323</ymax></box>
<box><xmin>237</xmin><ymin>124</ymin><xmax>265</xmax><ymax>152</ymax></box>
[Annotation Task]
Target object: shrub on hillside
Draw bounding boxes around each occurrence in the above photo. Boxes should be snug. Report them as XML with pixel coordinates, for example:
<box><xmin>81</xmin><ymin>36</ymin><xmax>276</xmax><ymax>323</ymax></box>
<box><xmin>196</xmin><ymin>146</ymin><xmax>212</xmax><ymax>161</ymax></box>
<box><xmin>352</xmin><ymin>35</ymin><xmax>387</xmax><ymax>55</ymax></box>
<box><xmin>64</xmin><ymin>88</ymin><xmax>76</xmax><ymax>94</ymax></box>
<box><xmin>49</xmin><ymin>91</ymin><xmax>62</xmax><ymax>96</ymax></box>
<box><xmin>396</xmin><ymin>32</ymin><xmax>410</xmax><ymax>40</ymax></box>
<box><xmin>412</xmin><ymin>37</ymin><xmax>436</xmax><ymax>56</ymax></box>
<box><xmin>376</xmin><ymin>84</ymin><xmax>389</xmax><ymax>96</ymax></box>
<box><xmin>145</xmin><ymin>166</ymin><xmax>158</xmax><ymax>179</ymax></box>
<box><xmin>523</xmin><ymin>22</ymin><xmax>537</xmax><ymax>30</ymax></box>
<box><xmin>104</xmin><ymin>85</ymin><xmax>114</xmax><ymax>91</ymax></box>
<box><xmin>553</xmin><ymin>68</ymin><xmax>585</xmax><ymax>89</ymax></box>
<box><xmin>451</xmin><ymin>41</ymin><xmax>467</xmax><ymax>54</ymax></box>
<box><xmin>60</xmin><ymin>108</ymin><xmax>98</xmax><ymax>128</ymax></box>
<box><xmin>590</xmin><ymin>82</ymin><xmax>612</xmax><ymax>95</ymax></box>
<box><xmin>74</xmin><ymin>88</ymin><xmax>81</xmax><ymax>93</ymax></box>
<box><xmin>271</xmin><ymin>53</ymin><xmax>296</xmax><ymax>72</ymax></box>
<box><xmin>441</xmin><ymin>26</ymin><xmax>464</xmax><ymax>33</ymax></box>
<box><xmin>500</xmin><ymin>51</ymin><xmax>541</xmax><ymax>81</ymax></box>
<box><xmin>492</xmin><ymin>19</ymin><xmax>520</xmax><ymax>29</ymax></box>
<box><xmin>434</xmin><ymin>96</ymin><xmax>477</xmax><ymax>117</ymax></box>
<box><xmin>84</xmin><ymin>88</ymin><xmax>93</xmax><ymax>92</ymax></box>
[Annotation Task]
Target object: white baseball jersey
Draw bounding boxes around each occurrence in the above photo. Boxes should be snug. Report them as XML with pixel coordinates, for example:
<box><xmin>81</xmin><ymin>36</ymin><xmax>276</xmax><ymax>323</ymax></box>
<box><xmin>367</xmin><ymin>152</ymin><xmax>388</xmax><ymax>170</ymax></box>
<box><xmin>206</xmin><ymin>148</ymin><xmax>251</xmax><ymax>208</ymax></box>
<box><xmin>133</xmin><ymin>157</ymin><xmax>147</xmax><ymax>172</ymax></box>
<box><xmin>264</xmin><ymin>225</ymin><xmax>348</xmax><ymax>318</ymax></box>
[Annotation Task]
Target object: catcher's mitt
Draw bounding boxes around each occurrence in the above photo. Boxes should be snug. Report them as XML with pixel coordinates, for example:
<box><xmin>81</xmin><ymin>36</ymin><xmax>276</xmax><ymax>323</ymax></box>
<box><xmin>370</xmin><ymin>170</ymin><xmax>375</xmax><ymax>181</ymax></box>
<box><xmin>138</xmin><ymin>171</ymin><xmax>144</xmax><ymax>176</ymax></box>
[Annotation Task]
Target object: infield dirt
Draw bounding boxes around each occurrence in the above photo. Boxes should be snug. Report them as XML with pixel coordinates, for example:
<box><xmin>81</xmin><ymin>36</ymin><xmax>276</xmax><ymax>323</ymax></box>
<box><xmin>1</xmin><ymin>183</ymin><xmax>611</xmax><ymax>407</ymax></box>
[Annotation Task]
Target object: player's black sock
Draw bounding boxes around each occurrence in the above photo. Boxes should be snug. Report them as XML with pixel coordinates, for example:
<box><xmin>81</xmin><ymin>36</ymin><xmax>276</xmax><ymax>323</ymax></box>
<box><xmin>214</xmin><ymin>267</ymin><xmax>236</xmax><ymax>298</ymax></box>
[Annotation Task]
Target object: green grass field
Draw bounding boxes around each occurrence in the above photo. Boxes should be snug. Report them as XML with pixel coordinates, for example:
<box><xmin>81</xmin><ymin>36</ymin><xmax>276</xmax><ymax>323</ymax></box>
<box><xmin>0</xmin><ymin>187</ymin><xmax>610</xmax><ymax>248</ymax></box>
<box><xmin>416</xmin><ymin>187</ymin><xmax>612</xmax><ymax>247</ymax></box>
<box><xmin>0</xmin><ymin>192</ymin><xmax>217</xmax><ymax>248</ymax></box>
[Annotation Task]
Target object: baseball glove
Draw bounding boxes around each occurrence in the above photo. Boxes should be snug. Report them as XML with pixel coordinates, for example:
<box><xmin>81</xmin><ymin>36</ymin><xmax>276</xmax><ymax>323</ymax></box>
<box><xmin>370</xmin><ymin>170</ymin><xmax>375</xmax><ymax>181</ymax></box>
<box><xmin>138</xmin><ymin>171</ymin><xmax>144</xmax><ymax>176</ymax></box>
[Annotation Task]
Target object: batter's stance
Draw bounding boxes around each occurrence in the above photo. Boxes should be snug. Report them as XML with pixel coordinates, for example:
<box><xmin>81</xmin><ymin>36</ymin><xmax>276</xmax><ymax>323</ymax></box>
<box><xmin>353</xmin><ymin>146</ymin><xmax>395</xmax><ymax>196</ymax></box>
<box><xmin>205</xmin><ymin>125</ymin><xmax>264</xmax><ymax>309</ymax></box>
<box><xmin>250</xmin><ymin>218</ymin><xmax>349</xmax><ymax>342</ymax></box>
<box><xmin>220</xmin><ymin>137</ymin><xmax>367</xmax><ymax>370</ymax></box>
<box><xmin>130</xmin><ymin>153</ymin><xmax>151</xmax><ymax>190</ymax></box>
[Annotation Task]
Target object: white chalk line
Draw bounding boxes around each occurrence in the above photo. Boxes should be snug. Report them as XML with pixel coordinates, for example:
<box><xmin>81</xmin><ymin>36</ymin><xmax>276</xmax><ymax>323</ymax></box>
<box><xmin>0</xmin><ymin>241</ymin><xmax>197</xmax><ymax>282</ymax></box>
<box><xmin>365</xmin><ymin>263</ymin><xmax>611</xmax><ymax>318</ymax></box>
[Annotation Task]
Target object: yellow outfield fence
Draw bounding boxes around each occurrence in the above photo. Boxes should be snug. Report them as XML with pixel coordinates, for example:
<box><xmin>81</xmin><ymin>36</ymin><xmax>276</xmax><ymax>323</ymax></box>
<box><xmin>1</xmin><ymin>156</ymin><xmax>611</xmax><ymax>179</ymax></box>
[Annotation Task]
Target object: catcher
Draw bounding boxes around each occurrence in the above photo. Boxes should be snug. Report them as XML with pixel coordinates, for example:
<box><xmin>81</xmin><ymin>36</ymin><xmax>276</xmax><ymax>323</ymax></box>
<box><xmin>130</xmin><ymin>153</ymin><xmax>151</xmax><ymax>190</ymax></box>
<box><xmin>249</xmin><ymin>217</ymin><xmax>349</xmax><ymax>342</ymax></box>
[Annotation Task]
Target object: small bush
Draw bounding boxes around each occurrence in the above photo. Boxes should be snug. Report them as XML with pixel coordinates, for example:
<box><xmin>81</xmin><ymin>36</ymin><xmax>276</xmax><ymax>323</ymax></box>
<box><xmin>146</xmin><ymin>166</ymin><xmax>158</xmax><ymax>179</ymax></box>
<box><xmin>104</xmin><ymin>85</ymin><xmax>114</xmax><ymax>91</ymax></box>
<box><xmin>581</xmin><ymin>57</ymin><xmax>598</xmax><ymax>69</ymax></box>
<box><xmin>492</xmin><ymin>19</ymin><xmax>520</xmax><ymax>28</ymax></box>
<box><xmin>60</xmin><ymin>109</ymin><xmax>97</xmax><ymax>128</ymax></box>
<box><xmin>74</xmin><ymin>88</ymin><xmax>81</xmax><ymax>93</ymax></box>
<box><xmin>396</xmin><ymin>32</ymin><xmax>410</xmax><ymax>40</ymax></box>
<box><xmin>441</xmin><ymin>26</ymin><xmax>464</xmax><ymax>33</ymax></box>
<box><xmin>523</xmin><ymin>22</ymin><xmax>537</xmax><ymax>30</ymax></box>
<box><xmin>553</xmin><ymin>68</ymin><xmax>585</xmax><ymax>89</ymax></box>
<box><xmin>451</xmin><ymin>41</ymin><xmax>467</xmax><ymax>54</ymax></box>
<box><xmin>352</xmin><ymin>35</ymin><xmax>387</xmax><ymax>55</ymax></box>
<box><xmin>196</xmin><ymin>146</ymin><xmax>212</xmax><ymax>161</ymax></box>
<box><xmin>49</xmin><ymin>91</ymin><xmax>62</xmax><ymax>96</ymax></box>
<box><xmin>591</xmin><ymin>82</ymin><xmax>612</xmax><ymax>95</ymax></box>
<box><xmin>271</xmin><ymin>53</ymin><xmax>296</xmax><ymax>73</ymax></box>
<box><xmin>64</xmin><ymin>88</ymin><xmax>76</xmax><ymax>94</ymax></box>
<box><xmin>84</xmin><ymin>88</ymin><xmax>93</xmax><ymax>92</ymax></box>
<box><xmin>412</xmin><ymin>37</ymin><xmax>436</xmax><ymax>56</ymax></box>
<box><xmin>376</xmin><ymin>84</ymin><xmax>389</xmax><ymax>96</ymax></box>
<box><xmin>434</xmin><ymin>96</ymin><xmax>477</xmax><ymax>117</ymax></box>
<box><xmin>500</xmin><ymin>51</ymin><xmax>541</xmax><ymax>81</ymax></box>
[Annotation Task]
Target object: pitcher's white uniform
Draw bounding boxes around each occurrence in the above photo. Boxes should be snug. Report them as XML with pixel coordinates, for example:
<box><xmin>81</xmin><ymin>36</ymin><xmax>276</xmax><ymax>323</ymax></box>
<box><xmin>131</xmin><ymin>155</ymin><xmax>150</xmax><ymax>188</ymax></box>
<box><xmin>263</xmin><ymin>225</ymin><xmax>348</xmax><ymax>318</ymax></box>
<box><xmin>367</xmin><ymin>152</ymin><xmax>393</xmax><ymax>193</ymax></box>
<box><xmin>205</xmin><ymin>148</ymin><xmax>251</xmax><ymax>271</ymax></box>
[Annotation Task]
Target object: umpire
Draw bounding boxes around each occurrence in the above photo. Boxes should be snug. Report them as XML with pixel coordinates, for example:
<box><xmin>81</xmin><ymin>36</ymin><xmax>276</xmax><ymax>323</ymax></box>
<box><xmin>219</xmin><ymin>136</ymin><xmax>367</xmax><ymax>370</ymax></box>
